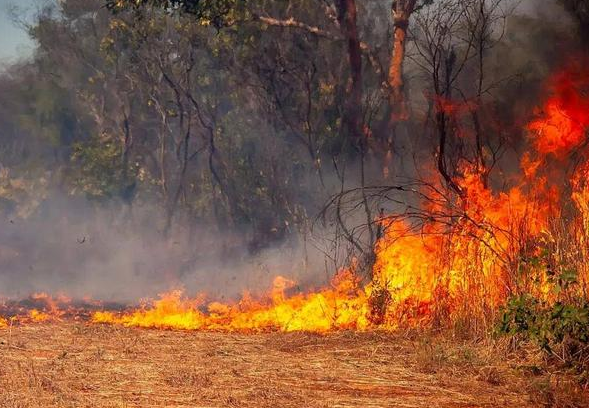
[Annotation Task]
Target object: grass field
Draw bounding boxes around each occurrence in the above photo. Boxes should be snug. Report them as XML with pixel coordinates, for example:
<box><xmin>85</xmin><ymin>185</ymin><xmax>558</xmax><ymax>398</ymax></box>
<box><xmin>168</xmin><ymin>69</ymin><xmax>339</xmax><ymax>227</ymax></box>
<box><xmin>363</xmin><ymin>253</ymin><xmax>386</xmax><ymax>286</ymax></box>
<box><xmin>0</xmin><ymin>322</ymin><xmax>587</xmax><ymax>407</ymax></box>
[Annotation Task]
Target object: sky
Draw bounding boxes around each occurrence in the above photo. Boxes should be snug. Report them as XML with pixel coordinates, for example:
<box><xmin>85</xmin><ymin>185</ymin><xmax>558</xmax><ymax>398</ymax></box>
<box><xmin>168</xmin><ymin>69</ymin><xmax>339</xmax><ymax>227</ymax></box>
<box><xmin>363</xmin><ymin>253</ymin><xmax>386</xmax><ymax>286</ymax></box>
<box><xmin>0</xmin><ymin>0</ymin><xmax>44</xmax><ymax>66</ymax></box>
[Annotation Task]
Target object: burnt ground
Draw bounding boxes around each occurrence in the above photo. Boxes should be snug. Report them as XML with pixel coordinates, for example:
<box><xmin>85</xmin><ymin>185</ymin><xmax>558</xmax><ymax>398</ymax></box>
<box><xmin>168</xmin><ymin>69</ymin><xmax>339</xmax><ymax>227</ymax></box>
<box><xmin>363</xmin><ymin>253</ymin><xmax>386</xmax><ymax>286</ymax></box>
<box><xmin>0</xmin><ymin>322</ymin><xmax>586</xmax><ymax>407</ymax></box>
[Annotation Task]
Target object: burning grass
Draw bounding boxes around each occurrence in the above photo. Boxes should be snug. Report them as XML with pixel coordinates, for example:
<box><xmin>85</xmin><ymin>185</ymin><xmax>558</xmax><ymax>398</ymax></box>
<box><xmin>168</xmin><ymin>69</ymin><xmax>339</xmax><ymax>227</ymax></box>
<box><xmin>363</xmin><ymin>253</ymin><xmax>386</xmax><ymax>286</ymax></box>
<box><xmin>58</xmin><ymin>60</ymin><xmax>589</xmax><ymax>336</ymax></box>
<box><xmin>0</xmin><ymin>60</ymin><xmax>587</xmax><ymax>336</ymax></box>
<box><xmin>2</xmin><ymin>321</ymin><xmax>586</xmax><ymax>407</ymax></box>
<box><xmin>1</xmin><ymin>54</ymin><xmax>589</xmax><ymax>407</ymax></box>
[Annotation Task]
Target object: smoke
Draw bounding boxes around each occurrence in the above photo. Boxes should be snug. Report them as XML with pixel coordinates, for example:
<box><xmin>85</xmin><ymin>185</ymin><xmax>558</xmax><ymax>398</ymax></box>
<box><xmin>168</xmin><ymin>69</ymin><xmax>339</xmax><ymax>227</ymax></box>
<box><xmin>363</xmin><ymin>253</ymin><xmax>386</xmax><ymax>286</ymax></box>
<box><xmin>515</xmin><ymin>0</ymin><xmax>574</xmax><ymax>23</ymax></box>
<box><xmin>0</xmin><ymin>190</ymin><xmax>333</xmax><ymax>303</ymax></box>
<box><xmin>0</xmin><ymin>0</ymin><xmax>584</xmax><ymax>305</ymax></box>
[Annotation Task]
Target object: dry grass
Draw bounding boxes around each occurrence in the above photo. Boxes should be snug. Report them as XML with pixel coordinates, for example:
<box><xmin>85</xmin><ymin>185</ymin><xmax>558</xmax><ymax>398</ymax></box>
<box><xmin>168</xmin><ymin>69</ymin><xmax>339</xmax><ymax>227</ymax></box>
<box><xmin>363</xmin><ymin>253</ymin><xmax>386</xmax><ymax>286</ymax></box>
<box><xmin>0</xmin><ymin>322</ymin><xmax>587</xmax><ymax>407</ymax></box>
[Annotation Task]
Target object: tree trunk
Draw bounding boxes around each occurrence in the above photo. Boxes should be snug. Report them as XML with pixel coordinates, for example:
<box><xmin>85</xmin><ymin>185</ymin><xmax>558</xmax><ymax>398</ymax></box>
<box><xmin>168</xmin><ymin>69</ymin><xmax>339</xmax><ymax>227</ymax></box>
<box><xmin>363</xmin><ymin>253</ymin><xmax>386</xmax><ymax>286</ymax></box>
<box><xmin>388</xmin><ymin>0</ymin><xmax>417</xmax><ymax>126</ymax></box>
<box><xmin>335</xmin><ymin>0</ymin><xmax>365</xmax><ymax>152</ymax></box>
<box><xmin>378</xmin><ymin>1</ymin><xmax>417</xmax><ymax>179</ymax></box>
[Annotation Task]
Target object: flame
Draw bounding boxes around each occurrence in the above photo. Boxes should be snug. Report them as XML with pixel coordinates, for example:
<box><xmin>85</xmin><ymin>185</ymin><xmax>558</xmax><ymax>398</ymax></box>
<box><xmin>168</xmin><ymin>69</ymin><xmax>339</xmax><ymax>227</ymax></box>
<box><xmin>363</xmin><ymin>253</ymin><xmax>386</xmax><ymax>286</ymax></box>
<box><xmin>87</xmin><ymin>60</ymin><xmax>589</xmax><ymax>332</ymax></box>
<box><xmin>527</xmin><ymin>60</ymin><xmax>589</xmax><ymax>157</ymax></box>
<box><xmin>434</xmin><ymin>95</ymin><xmax>477</xmax><ymax>116</ymax></box>
<box><xmin>4</xmin><ymin>61</ymin><xmax>589</xmax><ymax>333</ymax></box>
<box><xmin>28</xmin><ymin>309</ymin><xmax>53</xmax><ymax>322</ymax></box>
<box><xmin>93</xmin><ymin>271</ymin><xmax>371</xmax><ymax>332</ymax></box>
<box><xmin>86</xmin><ymin>168</ymin><xmax>559</xmax><ymax>333</ymax></box>
<box><xmin>0</xmin><ymin>292</ymin><xmax>105</xmax><ymax>326</ymax></box>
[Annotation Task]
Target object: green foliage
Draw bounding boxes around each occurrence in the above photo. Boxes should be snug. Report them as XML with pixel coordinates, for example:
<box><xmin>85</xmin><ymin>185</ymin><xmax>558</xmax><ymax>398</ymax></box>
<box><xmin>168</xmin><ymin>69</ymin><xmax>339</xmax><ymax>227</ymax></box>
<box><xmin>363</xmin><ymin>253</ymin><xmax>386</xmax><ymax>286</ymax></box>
<box><xmin>16</xmin><ymin>80</ymin><xmax>78</xmax><ymax>147</ymax></box>
<box><xmin>70</xmin><ymin>136</ymin><xmax>136</xmax><ymax>201</ymax></box>
<box><xmin>500</xmin><ymin>247</ymin><xmax>589</xmax><ymax>383</ymax></box>
<box><xmin>497</xmin><ymin>293</ymin><xmax>589</xmax><ymax>383</ymax></box>
<box><xmin>105</xmin><ymin>0</ymin><xmax>242</xmax><ymax>27</ymax></box>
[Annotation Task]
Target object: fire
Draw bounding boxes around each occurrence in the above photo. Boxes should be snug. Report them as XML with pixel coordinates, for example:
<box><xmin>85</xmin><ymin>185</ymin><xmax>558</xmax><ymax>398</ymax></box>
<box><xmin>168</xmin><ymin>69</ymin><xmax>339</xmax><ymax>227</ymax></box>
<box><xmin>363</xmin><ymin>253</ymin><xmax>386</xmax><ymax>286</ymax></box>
<box><xmin>93</xmin><ymin>272</ymin><xmax>371</xmax><ymax>332</ymax></box>
<box><xmin>28</xmin><ymin>309</ymin><xmax>53</xmax><ymax>322</ymax></box>
<box><xmin>3</xmin><ymin>61</ymin><xmax>589</xmax><ymax>333</ymax></box>
<box><xmin>86</xmin><ymin>162</ymin><xmax>560</xmax><ymax>333</ymax></box>
<box><xmin>0</xmin><ymin>292</ymin><xmax>107</xmax><ymax>327</ymax></box>
<box><xmin>82</xmin><ymin>61</ymin><xmax>589</xmax><ymax>332</ymax></box>
<box><xmin>379</xmin><ymin>60</ymin><xmax>589</xmax><ymax>315</ymax></box>
<box><xmin>527</xmin><ymin>60</ymin><xmax>589</xmax><ymax>157</ymax></box>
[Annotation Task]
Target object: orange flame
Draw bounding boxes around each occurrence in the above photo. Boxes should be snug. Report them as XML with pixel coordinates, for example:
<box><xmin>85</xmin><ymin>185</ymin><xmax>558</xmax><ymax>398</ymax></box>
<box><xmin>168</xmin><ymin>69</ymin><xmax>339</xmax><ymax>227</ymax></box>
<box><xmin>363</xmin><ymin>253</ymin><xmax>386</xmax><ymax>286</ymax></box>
<box><xmin>89</xmin><ymin>61</ymin><xmax>589</xmax><ymax>332</ymax></box>
<box><xmin>527</xmin><ymin>61</ymin><xmax>589</xmax><ymax>157</ymax></box>
<box><xmin>93</xmin><ymin>271</ymin><xmax>371</xmax><ymax>332</ymax></box>
<box><xmin>3</xmin><ymin>61</ymin><xmax>589</xmax><ymax>333</ymax></box>
<box><xmin>28</xmin><ymin>309</ymin><xmax>53</xmax><ymax>322</ymax></box>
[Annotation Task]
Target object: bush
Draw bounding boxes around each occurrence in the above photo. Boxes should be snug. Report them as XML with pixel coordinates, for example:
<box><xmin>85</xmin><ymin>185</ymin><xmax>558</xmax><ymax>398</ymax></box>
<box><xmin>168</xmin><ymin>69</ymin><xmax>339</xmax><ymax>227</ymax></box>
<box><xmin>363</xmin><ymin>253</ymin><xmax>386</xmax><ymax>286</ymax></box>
<box><xmin>497</xmin><ymin>294</ymin><xmax>589</xmax><ymax>384</ymax></box>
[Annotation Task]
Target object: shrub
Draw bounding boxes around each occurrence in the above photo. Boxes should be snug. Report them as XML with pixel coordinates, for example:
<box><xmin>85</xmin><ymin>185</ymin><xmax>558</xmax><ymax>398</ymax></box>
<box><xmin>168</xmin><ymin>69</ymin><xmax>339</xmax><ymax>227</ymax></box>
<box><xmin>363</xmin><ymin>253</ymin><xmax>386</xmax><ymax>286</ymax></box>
<box><xmin>497</xmin><ymin>293</ymin><xmax>589</xmax><ymax>384</ymax></box>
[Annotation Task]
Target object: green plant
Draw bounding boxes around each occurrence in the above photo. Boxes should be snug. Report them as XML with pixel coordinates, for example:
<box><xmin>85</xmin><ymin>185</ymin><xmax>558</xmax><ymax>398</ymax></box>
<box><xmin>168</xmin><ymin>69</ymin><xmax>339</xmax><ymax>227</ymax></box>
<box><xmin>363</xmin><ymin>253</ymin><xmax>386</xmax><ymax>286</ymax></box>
<box><xmin>497</xmin><ymin>292</ymin><xmax>589</xmax><ymax>384</ymax></box>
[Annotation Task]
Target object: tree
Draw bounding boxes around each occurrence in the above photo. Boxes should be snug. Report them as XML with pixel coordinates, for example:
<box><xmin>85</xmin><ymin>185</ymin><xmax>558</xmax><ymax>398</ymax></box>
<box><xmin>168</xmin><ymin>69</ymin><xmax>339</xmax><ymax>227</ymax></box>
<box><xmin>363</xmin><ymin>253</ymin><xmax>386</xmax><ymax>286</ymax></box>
<box><xmin>387</xmin><ymin>0</ymin><xmax>432</xmax><ymax>124</ymax></box>
<box><xmin>105</xmin><ymin>0</ymin><xmax>240</xmax><ymax>27</ymax></box>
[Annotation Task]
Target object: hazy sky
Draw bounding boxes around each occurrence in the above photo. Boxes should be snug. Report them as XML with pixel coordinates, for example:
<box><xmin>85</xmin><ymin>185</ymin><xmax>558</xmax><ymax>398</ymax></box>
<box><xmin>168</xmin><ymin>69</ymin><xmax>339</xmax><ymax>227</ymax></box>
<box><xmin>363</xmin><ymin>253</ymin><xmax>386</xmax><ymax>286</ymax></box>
<box><xmin>0</xmin><ymin>0</ymin><xmax>42</xmax><ymax>66</ymax></box>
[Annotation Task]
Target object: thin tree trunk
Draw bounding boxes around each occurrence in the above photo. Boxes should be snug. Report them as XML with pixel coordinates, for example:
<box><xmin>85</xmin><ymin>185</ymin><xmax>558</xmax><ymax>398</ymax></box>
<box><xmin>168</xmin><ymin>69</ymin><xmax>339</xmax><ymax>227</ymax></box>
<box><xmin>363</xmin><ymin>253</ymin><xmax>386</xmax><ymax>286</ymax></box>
<box><xmin>160</xmin><ymin>115</ymin><xmax>167</xmax><ymax>197</ymax></box>
<box><xmin>335</xmin><ymin>0</ymin><xmax>365</xmax><ymax>151</ymax></box>
<box><xmin>388</xmin><ymin>0</ymin><xmax>417</xmax><ymax>127</ymax></box>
